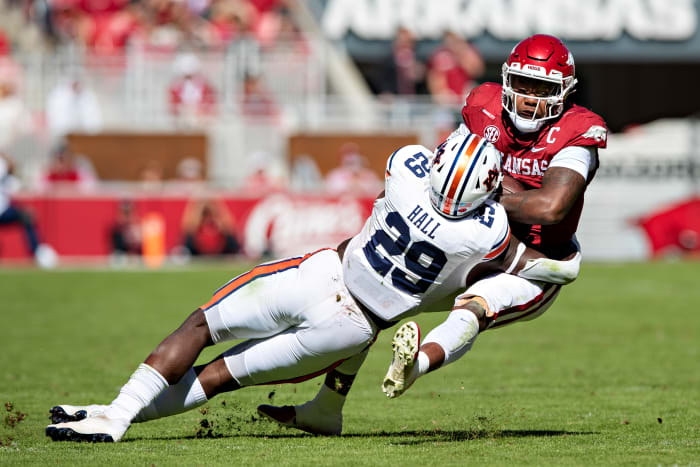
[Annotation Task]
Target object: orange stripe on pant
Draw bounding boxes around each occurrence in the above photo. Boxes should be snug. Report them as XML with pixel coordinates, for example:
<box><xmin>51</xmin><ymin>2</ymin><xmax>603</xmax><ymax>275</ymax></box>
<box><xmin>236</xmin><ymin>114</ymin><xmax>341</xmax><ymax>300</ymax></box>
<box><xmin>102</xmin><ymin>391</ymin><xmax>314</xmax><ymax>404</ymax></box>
<box><xmin>200</xmin><ymin>248</ymin><xmax>333</xmax><ymax>311</ymax></box>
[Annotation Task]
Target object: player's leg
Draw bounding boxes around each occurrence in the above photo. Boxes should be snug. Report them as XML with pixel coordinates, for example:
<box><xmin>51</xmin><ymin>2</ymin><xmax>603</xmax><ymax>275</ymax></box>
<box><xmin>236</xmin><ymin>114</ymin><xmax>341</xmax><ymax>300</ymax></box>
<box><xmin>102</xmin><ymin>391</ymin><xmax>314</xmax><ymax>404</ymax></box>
<box><xmin>50</xmin><ymin>362</ymin><xmax>216</xmax><ymax>424</ymax></box>
<box><xmin>197</xmin><ymin>250</ymin><xmax>376</xmax><ymax>436</ymax></box>
<box><xmin>46</xmin><ymin>307</ymin><xmax>214</xmax><ymax>442</ymax></box>
<box><xmin>131</xmin><ymin>353</ymin><xmax>237</xmax><ymax>423</ymax></box>
<box><xmin>219</xmin><ymin>250</ymin><xmax>376</xmax><ymax>435</ymax></box>
<box><xmin>256</xmin><ymin>348</ymin><xmax>370</xmax><ymax>435</ymax></box>
<box><xmin>47</xmin><ymin>249</ymin><xmax>375</xmax><ymax>441</ymax></box>
<box><xmin>383</xmin><ymin>273</ymin><xmax>560</xmax><ymax>398</ymax></box>
<box><xmin>67</xmin><ymin>342</ymin><xmax>369</xmax><ymax>429</ymax></box>
<box><xmin>111</xmin><ymin>319</ymin><xmax>372</xmax><ymax>432</ymax></box>
<box><xmin>381</xmin><ymin>298</ymin><xmax>488</xmax><ymax>398</ymax></box>
<box><xmin>46</xmin><ymin>253</ymin><xmax>322</xmax><ymax>441</ymax></box>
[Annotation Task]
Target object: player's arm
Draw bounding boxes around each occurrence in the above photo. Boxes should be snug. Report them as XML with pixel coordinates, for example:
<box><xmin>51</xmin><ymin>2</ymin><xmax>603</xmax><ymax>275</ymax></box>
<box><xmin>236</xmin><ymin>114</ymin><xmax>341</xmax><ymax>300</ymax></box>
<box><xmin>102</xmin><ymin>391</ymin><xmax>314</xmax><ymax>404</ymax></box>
<box><xmin>500</xmin><ymin>146</ymin><xmax>597</xmax><ymax>225</ymax></box>
<box><xmin>499</xmin><ymin>166</ymin><xmax>584</xmax><ymax>225</ymax></box>
<box><xmin>466</xmin><ymin>233</ymin><xmax>579</xmax><ymax>286</ymax></box>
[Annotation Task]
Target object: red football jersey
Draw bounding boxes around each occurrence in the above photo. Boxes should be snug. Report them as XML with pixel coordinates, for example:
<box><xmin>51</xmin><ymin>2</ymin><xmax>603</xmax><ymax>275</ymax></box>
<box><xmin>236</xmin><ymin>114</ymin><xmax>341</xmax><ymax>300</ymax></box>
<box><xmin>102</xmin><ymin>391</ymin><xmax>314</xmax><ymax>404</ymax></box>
<box><xmin>461</xmin><ymin>83</ymin><xmax>607</xmax><ymax>251</ymax></box>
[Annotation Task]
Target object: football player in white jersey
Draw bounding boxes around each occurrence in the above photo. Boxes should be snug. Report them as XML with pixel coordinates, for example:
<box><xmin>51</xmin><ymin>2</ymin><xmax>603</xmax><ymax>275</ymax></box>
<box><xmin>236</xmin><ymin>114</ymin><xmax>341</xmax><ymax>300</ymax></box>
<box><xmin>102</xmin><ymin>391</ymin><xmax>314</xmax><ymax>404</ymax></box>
<box><xmin>45</xmin><ymin>133</ymin><xmax>538</xmax><ymax>442</ymax></box>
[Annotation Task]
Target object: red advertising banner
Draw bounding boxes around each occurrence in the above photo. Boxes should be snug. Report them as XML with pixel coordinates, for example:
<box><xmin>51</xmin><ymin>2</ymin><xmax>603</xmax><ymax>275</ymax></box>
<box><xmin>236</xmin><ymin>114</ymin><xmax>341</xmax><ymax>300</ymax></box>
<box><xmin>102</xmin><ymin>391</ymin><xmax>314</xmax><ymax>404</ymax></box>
<box><xmin>0</xmin><ymin>194</ymin><xmax>375</xmax><ymax>261</ymax></box>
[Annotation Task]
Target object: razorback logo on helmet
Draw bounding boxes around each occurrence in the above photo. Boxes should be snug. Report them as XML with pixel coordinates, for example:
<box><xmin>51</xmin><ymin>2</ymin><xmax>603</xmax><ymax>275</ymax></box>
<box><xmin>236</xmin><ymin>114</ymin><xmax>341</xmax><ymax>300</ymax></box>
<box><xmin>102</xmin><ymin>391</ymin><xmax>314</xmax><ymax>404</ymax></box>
<box><xmin>483</xmin><ymin>166</ymin><xmax>500</xmax><ymax>192</ymax></box>
<box><xmin>433</xmin><ymin>141</ymin><xmax>447</xmax><ymax>165</ymax></box>
<box><xmin>484</xmin><ymin>125</ymin><xmax>500</xmax><ymax>143</ymax></box>
<box><xmin>582</xmin><ymin>125</ymin><xmax>607</xmax><ymax>142</ymax></box>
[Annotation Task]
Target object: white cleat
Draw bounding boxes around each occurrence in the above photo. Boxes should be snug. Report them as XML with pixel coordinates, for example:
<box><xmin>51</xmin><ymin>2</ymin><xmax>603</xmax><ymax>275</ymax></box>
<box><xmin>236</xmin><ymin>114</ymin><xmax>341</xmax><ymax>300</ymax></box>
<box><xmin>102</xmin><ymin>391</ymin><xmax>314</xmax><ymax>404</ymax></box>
<box><xmin>257</xmin><ymin>401</ymin><xmax>342</xmax><ymax>436</ymax></box>
<box><xmin>46</xmin><ymin>411</ymin><xmax>130</xmax><ymax>443</ymax></box>
<box><xmin>382</xmin><ymin>321</ymin><xmax>421</xmax><ymax>398</ymax></box>
<box><xmin>49</xmin><ymin>404</ymin><xmax>107</xmax><ymax>424</ymax></box>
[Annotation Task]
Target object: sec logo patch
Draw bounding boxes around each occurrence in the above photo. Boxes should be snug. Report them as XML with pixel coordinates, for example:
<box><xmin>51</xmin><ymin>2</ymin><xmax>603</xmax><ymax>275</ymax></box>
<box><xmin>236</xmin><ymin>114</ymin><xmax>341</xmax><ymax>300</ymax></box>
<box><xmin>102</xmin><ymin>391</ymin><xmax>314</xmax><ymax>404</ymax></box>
<box><xmin>484</xmin><ymin>125</ymin><xmax>500</xmax><ymax>143</ymax></box>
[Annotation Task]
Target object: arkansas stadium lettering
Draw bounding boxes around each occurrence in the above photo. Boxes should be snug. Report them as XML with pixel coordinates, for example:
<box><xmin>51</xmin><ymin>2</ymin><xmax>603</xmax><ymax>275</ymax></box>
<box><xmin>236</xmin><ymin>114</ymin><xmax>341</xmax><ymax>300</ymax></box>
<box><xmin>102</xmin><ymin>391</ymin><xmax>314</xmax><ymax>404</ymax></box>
<box><xmin>322</xmin><ymin>0</ymin><xmax>697</xmax><ymax>41</ymax></box>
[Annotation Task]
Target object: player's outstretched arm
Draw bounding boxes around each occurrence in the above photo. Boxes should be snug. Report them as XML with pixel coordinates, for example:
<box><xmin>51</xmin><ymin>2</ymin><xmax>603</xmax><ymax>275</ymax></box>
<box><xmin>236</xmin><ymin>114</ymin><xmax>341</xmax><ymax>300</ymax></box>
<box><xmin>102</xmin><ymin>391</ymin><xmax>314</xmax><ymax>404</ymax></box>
<box><xmin>466</xmin><ymin>233</ymin><xmax>579</xmax><ymax>286</ymax></box>
<box><xmin>499</xmin><ymin>166</ymin><xmax>586</xmax><ymax>225</ymax></box>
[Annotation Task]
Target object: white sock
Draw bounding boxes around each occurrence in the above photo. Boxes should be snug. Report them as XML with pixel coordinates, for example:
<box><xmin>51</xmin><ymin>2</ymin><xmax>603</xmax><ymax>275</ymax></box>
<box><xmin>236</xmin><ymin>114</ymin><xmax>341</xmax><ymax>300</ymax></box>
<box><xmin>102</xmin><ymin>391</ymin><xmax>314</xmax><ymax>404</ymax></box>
<box><xmin>423</xmin><ymin>309</ymin><xmax>480</xmax><ymax>366</ymax></box>
<box><xmin>400</xmin><ymin>351</ymin><xmax>429</xmax><ymax>388</ymax></box>
<box><xmin>416</xmin><ymin>351</ymin><xmax>430</xmax><ymax>376</ymax></box>
<box><xmin>105</xmin><ymin>363</ymin><xmax>169</xmax><ymax>422</ymax></box>
<box><xmin>306</xmin><ymin>383</ymin><xmax>345</xmax><ymax>413</ymax></box>
<box><xmin>133</xmin><ymin>368</ymin><xmax>208</xmax><ymax>423</ymax></box>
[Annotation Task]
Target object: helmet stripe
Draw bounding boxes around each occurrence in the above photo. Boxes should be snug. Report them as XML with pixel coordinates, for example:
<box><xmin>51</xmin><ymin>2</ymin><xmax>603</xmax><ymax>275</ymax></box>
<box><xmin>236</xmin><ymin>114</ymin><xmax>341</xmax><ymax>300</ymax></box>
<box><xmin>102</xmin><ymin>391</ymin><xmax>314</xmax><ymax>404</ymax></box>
<box><xmin>440</xmin><ymin>136</ymin><xmax>471</xmax><ymax>195</ymax></box>
<box><xmin>446</xmin><ymin>136</ymin><xmax>479</xmax><ymax>199</ymax></box>
<box><xmin>446</xmin><ymin>136</ymin><xmax>481</xmax><ymax>215</ymax></box>
<box><xmin>455</xmin><ymin>137</ymin><xmax>488</xmax><ymax>210</ymax></box>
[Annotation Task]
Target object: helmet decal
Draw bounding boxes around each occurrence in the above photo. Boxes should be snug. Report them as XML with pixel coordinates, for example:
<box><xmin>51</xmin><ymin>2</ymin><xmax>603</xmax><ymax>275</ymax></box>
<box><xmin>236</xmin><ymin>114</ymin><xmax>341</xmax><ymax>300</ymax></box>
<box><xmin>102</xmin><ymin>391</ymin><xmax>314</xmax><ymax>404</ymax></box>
<box><xmin>483</xmin><ymin>165</ymin><xmax>500</xmax><ymax>192</ymax></box>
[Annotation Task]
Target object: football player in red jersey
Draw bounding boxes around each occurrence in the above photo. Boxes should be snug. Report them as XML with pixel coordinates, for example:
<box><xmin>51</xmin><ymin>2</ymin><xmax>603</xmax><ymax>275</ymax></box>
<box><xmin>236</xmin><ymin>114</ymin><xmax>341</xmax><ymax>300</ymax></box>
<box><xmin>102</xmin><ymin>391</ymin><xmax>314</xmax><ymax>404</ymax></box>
<box><xmin>380</xmin><ymin>33</ymin><xmax>609</xmax><ymax>396</ymax></box>
<box><xmin>461</xmin><ymin>34</ymin><xmax>607</xmax><ymax>255</ymax></box>
<box><xmin>256</xmin><ymin>34</ymin><xmax>608</xmax><ymax>430</ymax></box>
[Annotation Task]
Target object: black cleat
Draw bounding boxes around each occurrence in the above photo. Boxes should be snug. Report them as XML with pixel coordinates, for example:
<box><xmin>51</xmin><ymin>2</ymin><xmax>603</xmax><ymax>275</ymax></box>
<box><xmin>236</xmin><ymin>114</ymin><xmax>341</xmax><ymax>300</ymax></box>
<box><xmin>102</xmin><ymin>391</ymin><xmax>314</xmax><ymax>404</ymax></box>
<box><xmin>49</xmin><ymin>406</ymin><xmax>88</xmax><ymax>424</ymax></box>
<box><xmin>46</xmin><ymin>425</ymin><xmax>115</xmax><ymax>442</ymax></box>
<box><xmin>45</xmin><ymin>413</ymin><xmax>128</xmax><ymax>442</ymax></box>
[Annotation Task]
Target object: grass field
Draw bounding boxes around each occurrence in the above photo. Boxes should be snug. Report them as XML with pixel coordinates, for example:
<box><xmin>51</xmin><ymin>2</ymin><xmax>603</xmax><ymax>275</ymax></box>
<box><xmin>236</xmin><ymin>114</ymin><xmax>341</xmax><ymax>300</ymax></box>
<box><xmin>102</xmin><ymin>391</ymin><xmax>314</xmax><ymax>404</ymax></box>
<box><xmin>1</xmin><ymin>261</ymin><xmax>699</xmax><ymax>466</ymax></box>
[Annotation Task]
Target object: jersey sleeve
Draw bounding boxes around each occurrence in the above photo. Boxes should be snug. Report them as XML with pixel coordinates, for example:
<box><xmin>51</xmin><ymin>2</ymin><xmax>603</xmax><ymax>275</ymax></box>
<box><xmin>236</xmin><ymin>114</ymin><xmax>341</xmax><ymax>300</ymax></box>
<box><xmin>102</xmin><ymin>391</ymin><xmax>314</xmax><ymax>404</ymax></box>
<box><xmin>565</xmin><ymin>109</ymin><xmax>608</xmax><ymax>149</ymax></box>
<box><xmin>461</xmin><ymin>83</ymin><xmax>501</xmax><ymax>130</ymax></box>
<box><xmin>481</xmin><ymin>202</ymin><xmax>511</xmax><ymax>262</ymax></box>
<box><xmin>549</xmin><ymin>146</ymin><xmax>595</xmax><ymax>181</ymax></box>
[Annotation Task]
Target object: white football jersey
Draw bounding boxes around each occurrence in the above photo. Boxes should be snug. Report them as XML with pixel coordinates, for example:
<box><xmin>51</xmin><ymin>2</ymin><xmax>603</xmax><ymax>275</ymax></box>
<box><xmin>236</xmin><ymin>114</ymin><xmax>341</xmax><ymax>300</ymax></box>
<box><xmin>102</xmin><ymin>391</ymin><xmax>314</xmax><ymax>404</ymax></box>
<box><xmin>342</xmin><ymin>145</ymin><xmax>510</xmax><ymax>322</ymax></box>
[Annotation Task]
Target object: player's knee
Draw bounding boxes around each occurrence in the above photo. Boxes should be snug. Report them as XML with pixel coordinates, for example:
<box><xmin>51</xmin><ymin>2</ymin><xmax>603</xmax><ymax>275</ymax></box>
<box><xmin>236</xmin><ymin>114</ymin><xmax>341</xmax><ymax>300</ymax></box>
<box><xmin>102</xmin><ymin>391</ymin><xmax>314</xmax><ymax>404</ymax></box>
<box><xmin>180</xmin><ymin>309</ymin><xmax>213</xmax><ymax>346</ymax></box>
<box><xmin>196</xmin><ymin>358</ymin><xmax>240</xmax><ymax>397</ymax></box>
<box><xmin>453</xmin><ymin>295</ymin><xmax>493</xmax><ymax>331</ymax></box>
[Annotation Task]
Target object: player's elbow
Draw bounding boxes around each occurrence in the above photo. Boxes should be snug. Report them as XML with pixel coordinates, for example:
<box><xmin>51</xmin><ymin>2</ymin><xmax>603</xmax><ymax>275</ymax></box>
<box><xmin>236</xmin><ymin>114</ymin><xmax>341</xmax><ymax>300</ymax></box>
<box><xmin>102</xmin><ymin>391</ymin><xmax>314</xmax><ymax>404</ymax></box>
<box><xmin>538</xmin><ymin>200</ymin><xmax>569</xmax><ymax>225</ymax></box>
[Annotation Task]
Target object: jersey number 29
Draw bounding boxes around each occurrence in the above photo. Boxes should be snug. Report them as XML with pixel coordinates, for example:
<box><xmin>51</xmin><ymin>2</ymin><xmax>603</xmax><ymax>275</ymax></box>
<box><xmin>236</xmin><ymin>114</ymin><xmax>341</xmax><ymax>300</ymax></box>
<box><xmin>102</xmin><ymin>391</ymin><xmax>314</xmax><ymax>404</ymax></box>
<box><xmin>362</xmin><ymin>211</ymin><xmax>447</xmax><ymax>294</ymax></box>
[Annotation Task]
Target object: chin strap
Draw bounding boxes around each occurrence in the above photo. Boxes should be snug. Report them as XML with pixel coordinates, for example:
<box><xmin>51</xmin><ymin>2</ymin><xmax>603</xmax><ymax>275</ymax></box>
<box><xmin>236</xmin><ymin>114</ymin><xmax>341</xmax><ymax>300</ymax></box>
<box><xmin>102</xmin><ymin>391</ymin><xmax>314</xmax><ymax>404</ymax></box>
<box><xmin>508</xmin><ymin>111</ymin><xmax>545</xmax><ymax>133</ymax></box>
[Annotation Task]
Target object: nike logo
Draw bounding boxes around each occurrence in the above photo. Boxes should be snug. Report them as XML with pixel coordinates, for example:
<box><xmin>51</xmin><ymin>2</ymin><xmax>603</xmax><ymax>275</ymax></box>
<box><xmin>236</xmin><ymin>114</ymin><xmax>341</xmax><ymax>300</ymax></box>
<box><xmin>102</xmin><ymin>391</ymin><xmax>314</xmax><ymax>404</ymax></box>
<box><xmin>531</xmin><ymin>147</ymin><xmax>546</xmax><ymax>152</ymax></box>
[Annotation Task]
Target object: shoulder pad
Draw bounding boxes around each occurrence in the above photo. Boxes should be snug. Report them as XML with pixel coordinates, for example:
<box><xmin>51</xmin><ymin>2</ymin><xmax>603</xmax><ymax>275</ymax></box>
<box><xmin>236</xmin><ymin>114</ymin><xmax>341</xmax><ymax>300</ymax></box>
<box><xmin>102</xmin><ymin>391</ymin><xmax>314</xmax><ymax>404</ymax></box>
<box><xmin>386</xmin><ymin>144</ymin><xmax>433</xmax><ymax>178</ymax></box>
<box><xmin>465</xmin><ymin>83</ymin><xmax>502</xmax><ymax>108</ymax></box>
<box><xmin>562</xmin><ymin>106</ymin><xmax>608</xmax><ymax>149</ymax></box>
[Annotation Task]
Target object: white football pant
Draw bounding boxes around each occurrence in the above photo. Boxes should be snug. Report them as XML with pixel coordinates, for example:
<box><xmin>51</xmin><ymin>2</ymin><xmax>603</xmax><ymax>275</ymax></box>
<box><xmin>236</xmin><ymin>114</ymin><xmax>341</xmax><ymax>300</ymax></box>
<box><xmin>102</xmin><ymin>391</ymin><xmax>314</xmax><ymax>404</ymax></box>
<box><xmin>202</xmin><ymin>248</ymin><xmax>378</xmax><ymax>386</ymax></box>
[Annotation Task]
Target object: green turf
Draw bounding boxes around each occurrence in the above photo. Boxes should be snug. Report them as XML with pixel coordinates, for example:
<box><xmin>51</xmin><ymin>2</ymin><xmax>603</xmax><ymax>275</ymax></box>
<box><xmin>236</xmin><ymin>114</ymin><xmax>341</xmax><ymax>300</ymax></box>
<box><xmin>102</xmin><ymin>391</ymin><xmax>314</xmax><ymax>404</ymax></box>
<box><xmin>1</xmin><ymin>262</ymin><xmax>699</xmax><ymax>466</ymax></box>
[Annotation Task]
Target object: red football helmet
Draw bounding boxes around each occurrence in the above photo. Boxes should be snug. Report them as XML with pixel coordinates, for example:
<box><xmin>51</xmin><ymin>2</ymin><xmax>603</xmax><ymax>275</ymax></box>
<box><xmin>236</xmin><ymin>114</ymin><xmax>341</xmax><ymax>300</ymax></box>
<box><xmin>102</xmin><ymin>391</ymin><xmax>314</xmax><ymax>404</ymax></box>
<box><xmin>501</xmin><ymin>34</ymin><xmax>577</xmax><ymax>132</ymax></box>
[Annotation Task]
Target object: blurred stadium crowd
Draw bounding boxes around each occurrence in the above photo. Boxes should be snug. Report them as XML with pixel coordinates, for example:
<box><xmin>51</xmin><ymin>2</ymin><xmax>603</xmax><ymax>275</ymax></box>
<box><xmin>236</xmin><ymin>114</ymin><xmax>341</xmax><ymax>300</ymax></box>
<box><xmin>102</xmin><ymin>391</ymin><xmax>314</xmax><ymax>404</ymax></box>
<box><xmin>0</xmin><ymin>0</ymin><xmax>698</xmax><ymax>266</ymax></box>
<box><xmin>1</xmin><ymin>0</ymin><xmax>302</xmax><ymax>54</ymax></box>
<box><xmin>0</xmin><ymin>0</ymin><xmax>481</xmax><ymax>187</ymax></box>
